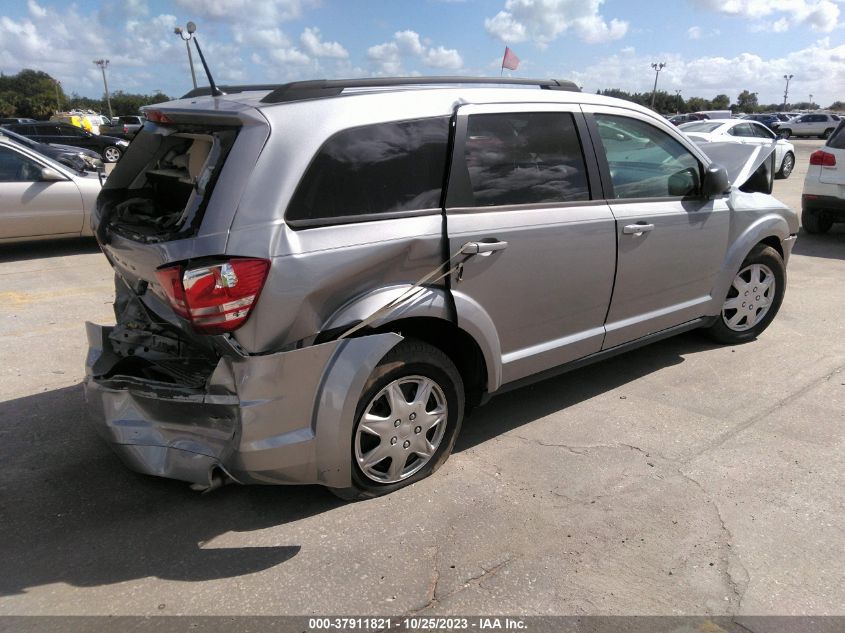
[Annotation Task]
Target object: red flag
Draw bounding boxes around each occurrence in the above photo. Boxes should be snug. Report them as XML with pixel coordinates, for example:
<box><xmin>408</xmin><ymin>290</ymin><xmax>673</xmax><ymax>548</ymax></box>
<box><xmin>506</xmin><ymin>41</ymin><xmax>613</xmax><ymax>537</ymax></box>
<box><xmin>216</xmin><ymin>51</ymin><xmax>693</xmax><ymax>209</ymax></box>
<box><xmin>501</xmin><ymin>46</ymin><xmax>520</xmax><ymax>71</ymax></box>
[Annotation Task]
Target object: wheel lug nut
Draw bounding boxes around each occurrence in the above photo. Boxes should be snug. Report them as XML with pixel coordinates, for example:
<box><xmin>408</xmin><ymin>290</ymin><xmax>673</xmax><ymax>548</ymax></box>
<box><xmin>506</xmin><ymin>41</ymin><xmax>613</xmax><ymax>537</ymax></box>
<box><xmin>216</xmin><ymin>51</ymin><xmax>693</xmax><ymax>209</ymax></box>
<box><xmin>390</xmin><ymin>437</ymin><xmax>397</xmax><ymax>445</ymax></box>
<box><xmin>409</xmin><ymin>413</ymin><xmax>416</xmax><ymax>421</ymax></box>
<box><xmin>394</xmin><ymin>420</ymin><xmax>401</xmax><ymax>427</ymax></box>
<box><xmin>415</xmin><ymin>426</ymin><xmax>422</xmax><ymax>434</ymax></box>
<box><xmin>403</xmin><ymin>440</ymin><xmax>410</xmax><ymax>449</ymax></box>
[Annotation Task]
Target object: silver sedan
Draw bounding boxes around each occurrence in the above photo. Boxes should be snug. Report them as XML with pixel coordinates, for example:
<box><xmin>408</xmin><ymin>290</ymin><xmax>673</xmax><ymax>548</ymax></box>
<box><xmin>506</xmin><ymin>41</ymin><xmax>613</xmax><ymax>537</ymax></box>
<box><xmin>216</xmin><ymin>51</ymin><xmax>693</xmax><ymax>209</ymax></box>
<box><xmin>0</xmin><ymin>135</ymin><xmax>101</xmax><ymax>243</ymax></box>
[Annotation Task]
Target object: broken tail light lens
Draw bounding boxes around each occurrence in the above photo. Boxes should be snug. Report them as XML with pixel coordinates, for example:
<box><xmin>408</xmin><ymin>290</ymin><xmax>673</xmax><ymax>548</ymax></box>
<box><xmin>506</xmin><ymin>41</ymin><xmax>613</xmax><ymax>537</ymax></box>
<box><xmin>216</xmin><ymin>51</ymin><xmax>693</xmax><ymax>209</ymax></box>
<box><xmin>809</xmin><ymin>150</ymin><xmax>836</xmax><ymax>167</ymax></box>
<box><xmin>155</xmin><ymin>258</ymin><xmax>270</xmax><ymax>334</ymax></box>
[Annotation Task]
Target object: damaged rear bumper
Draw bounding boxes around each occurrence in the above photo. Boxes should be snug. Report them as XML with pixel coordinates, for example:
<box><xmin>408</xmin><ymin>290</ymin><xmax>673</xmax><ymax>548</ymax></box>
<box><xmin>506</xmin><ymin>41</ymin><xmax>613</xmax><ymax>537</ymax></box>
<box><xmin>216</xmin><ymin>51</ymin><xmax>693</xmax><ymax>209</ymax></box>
<box><xmin>84</xmin><ymin>322</ymin><xmax>401</xmax><ymax>488</ymax></box>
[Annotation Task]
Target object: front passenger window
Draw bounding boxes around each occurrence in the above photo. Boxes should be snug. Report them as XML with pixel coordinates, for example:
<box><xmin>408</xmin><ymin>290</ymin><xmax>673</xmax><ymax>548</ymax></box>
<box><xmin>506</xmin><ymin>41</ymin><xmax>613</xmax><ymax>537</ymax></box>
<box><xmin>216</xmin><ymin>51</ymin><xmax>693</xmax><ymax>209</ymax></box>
<box><xmin>595</xmin><ymin>114</ymin><xmax>702</xmax><ymax>199</ymax></box>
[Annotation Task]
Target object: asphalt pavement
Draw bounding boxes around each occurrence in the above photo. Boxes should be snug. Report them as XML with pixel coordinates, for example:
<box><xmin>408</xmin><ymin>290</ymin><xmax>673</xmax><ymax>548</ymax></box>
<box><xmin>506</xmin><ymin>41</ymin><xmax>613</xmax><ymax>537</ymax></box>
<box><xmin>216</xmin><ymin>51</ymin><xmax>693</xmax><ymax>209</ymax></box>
<box><xmin>0</xmin><ymin>139</ymin><xmax>842</xmax><ymax>618</ymax></box>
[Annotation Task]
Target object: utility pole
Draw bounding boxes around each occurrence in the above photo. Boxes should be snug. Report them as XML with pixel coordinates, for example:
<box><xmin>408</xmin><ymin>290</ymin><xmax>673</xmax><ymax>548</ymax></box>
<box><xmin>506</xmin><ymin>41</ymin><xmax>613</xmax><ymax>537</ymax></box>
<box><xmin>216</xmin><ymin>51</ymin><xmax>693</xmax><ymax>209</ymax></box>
<box><xmin>54</xmin><ymin>79</ymin><xmax>61</xmax><ymax>113</ymax></box>
<box><xmin>93</xmin><ymin>59</ymin><xmax>113</xmax><ymax>119</ymax></box>
<box><xmin>650</xmin><ymin>62</ymin><xmax>666</xmax><ymax>110</ymax></box>
<box><xmin>174</xmin><ymin>22</ymin><xmax>198</xmax><ymax>89</ymax></box>
<box><xmin>782</xmin><ymin>74</ymin><xmax>793</xmax><ymax>112</ymax></box>
<box><xmin>675</xmin><ymin>89</ymin><xmax>682</xmax><ymax>113</ymax></box>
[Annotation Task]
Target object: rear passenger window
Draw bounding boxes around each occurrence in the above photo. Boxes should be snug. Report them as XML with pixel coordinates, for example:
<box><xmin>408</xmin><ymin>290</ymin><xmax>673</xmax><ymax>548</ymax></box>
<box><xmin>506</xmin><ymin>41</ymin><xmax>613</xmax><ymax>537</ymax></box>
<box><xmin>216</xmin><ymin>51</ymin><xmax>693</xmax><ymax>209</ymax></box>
<box><xmin>462</xmin><ymin>112</ymin><xmax>589</xmax><ymax>206</ymax></box>
<box><xmin>287</xmin><ymin>117</ymin><xmax>449</xmax><ymax>224</ymax></box>
<box><xmin>595</xmin><ymin>114</ymin><xmax>701</xmax><ymax>199</ymax></box>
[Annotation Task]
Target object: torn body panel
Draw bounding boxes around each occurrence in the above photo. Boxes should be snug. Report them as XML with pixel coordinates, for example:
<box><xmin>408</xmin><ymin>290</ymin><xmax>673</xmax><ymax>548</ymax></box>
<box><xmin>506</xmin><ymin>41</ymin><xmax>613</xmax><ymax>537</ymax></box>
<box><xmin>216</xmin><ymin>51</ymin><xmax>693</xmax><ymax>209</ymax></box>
<box><xmin>84</xmin><ymin>317</ymin><xmax>402</xmax><ymax>488</ymax></box>
<box><xmin>693</xmin><ymin>140</ymin><xmax>776</xmax><ymax>190</ymax></box>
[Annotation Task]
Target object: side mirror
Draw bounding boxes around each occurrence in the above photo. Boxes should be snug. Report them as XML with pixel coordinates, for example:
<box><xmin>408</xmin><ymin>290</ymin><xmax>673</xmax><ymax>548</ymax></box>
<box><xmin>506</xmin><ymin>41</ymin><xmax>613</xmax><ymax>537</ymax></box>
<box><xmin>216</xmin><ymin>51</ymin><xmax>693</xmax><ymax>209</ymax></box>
<box><xmin>40</xmin><ymin>167</ymin><xmax>65</xmax><ymax>181</ymax></box>
<box><xmin>702</xmin><ymin>164</ymin><xmax>730</xmax><ymax>198</ymax></box>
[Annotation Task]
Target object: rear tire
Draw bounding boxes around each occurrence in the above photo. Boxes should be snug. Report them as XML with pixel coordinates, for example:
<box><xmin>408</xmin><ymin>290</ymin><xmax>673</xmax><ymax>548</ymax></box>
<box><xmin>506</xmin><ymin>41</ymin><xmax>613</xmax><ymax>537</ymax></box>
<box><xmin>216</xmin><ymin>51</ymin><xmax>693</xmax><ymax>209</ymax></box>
<box><xmin>779</xmin><ymin>129</ymin><xmax>791</xmax><ymax>139</ymax></box>
<box><xmin>776</xmin><ymin>152</ymin><xmax>794</xmax><ymax>179</ymax></box>
<box><xmin>103</xmin><ymin>146</ymin><xmax>122</xmax><ymax>163</ymax></box>
<box><xmin>821</xmin><ymin>128</ymin><xmax>834</xmax><ymax>140</ymax></box>
<box><xmin>802</xmin><ymin>209</ymin><xmax>833</xmax><ymax>234</ymax></box>
<box><xmin>332</xmin><ymin>338</ymin><xmax>464</xmax><ymax>500</ymax></box>
<box><xmin>705</xmin><ymin>245</ymin><xmax>785</xmax><ymax>345</ymax></box>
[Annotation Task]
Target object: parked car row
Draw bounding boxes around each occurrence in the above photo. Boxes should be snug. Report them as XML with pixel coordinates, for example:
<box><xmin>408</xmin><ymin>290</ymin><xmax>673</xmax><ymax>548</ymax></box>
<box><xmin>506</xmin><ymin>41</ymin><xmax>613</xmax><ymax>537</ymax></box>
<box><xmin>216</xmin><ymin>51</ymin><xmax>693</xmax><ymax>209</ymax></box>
<box><xmin>0</xmin><ymin>121</ymin><xmax>129</xmax><ymax>162</ymax></box>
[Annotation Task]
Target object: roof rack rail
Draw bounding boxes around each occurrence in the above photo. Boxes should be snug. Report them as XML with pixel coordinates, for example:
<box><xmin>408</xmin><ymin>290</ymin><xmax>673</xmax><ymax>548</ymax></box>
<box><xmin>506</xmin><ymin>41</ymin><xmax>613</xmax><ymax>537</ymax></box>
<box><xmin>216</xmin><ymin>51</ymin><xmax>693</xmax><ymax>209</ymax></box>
<box><xmin>180</xmin><ymin>84</ymin><xmax>288</xmax><ymax>99</ymax></box>
<box><xmin>259</xmin><ymin>76</ymin><xmax>581</xmax><ymax>104</ymax></box>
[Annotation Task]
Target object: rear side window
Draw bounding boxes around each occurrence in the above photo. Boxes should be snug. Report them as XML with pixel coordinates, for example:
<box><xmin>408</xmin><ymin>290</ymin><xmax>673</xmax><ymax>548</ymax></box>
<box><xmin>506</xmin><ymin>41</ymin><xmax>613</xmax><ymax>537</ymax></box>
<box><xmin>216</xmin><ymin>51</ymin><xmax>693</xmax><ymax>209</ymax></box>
<box><xmin>462</xmin><ymin>112</ymin><xmax>589</xmax><ymax>206</ymax></box>
<box><xmin>287</xmin><ymin>117</ymin><xmax>450</xmax><ymax>225</ymax></box>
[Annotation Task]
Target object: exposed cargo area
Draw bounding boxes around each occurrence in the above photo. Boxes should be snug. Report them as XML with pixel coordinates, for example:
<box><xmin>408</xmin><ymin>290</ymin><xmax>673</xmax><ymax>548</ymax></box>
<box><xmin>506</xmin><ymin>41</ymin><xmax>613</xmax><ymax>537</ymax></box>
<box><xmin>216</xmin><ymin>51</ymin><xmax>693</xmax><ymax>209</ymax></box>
<box><xmin>96</xmin><ymin>125</ymin><xmax>237</xmax><ymax>243</ymax></box>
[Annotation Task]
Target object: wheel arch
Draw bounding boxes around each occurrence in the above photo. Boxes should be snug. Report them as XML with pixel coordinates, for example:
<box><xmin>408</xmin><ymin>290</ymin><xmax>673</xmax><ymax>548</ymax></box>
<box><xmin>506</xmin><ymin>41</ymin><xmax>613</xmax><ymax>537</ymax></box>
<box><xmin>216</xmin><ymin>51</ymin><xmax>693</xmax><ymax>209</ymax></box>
<box><xmin>372</xmin><ymin>316</ymin><xmax>489</xmax><ymax>410</ymax></box>
<box><xmin>320</xmin><ymin>285</ymin><xmax>502</xmax><ymax>397</ymax></box>
<box><xmin>710</xmin><ymin>214</ymin><xmax>791</xmax><ymax>315</ymax></box>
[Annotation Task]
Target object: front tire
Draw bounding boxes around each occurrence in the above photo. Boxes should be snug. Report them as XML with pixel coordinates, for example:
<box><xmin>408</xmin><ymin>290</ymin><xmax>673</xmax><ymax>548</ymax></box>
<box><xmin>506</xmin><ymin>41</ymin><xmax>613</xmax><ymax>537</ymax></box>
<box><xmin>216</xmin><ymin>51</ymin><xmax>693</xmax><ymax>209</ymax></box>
<box><xmin>802</xmin><ymin>209</ymin><xmax>833</xmax><ymax>234</ymax></box>
<box><xmin>103</xmin><ymin>146</ymin><xmax>122</xmax><ymax>163</ymax></box>
<box><xmin>337</xmin><ymin>339</ymin><xmax>464</xmax><ymax>500</ymax></box>
<box><xmin>776</xmin><ymin>152</ymin><xmax>794</xmax><ymax>179</ymax></box>
<box><xmin>705</xmin><ymin>245</ymin><xmax>785</xmax><ymax>345</ymax></box>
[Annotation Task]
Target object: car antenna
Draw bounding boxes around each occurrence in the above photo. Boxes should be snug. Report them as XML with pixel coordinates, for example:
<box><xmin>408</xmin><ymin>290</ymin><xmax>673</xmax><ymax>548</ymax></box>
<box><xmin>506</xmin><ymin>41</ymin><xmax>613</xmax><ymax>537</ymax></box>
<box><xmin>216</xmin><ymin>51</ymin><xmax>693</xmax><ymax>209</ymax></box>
<box><xmin>191</xmin><ymin>31</ymin><xmax>225</xmax><ymax>97</ymax></box>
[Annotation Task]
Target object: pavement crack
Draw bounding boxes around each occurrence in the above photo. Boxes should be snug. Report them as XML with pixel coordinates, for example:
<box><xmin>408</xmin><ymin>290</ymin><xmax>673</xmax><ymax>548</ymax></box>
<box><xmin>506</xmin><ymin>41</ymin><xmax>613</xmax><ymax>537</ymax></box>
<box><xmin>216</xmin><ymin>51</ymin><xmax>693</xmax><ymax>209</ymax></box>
<box><xmin>693</xmin><ymin>360</ymin><xmax>845</xmax><ymax>459</ymax></box>
<box><xmin>677</xmin><ymin>468</ymin><xmax>750</xmax><ymax>610</ymax></box>
<box><xmin>405</xmin><ymin>554</ymin><xmax>514</xmax><ymax>615</ymax></box>
<box><xmin>506</xmin><ymin>433</ymin><xmax>670</xmax><ymax>461</ymax></box>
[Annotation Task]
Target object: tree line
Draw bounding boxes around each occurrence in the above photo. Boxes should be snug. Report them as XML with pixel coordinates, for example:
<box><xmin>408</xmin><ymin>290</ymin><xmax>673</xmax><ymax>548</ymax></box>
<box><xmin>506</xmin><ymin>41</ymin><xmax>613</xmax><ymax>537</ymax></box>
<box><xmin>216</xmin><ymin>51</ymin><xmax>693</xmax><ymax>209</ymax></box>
<box><xmin>596</xmin><ymin>87</ymin><xmax>843</xmax><ymax>114</ymax></box>
<box><xmin>0</xmin><ymin>69</ymin><xmax>171</xmax><ymax>119</ymax></box>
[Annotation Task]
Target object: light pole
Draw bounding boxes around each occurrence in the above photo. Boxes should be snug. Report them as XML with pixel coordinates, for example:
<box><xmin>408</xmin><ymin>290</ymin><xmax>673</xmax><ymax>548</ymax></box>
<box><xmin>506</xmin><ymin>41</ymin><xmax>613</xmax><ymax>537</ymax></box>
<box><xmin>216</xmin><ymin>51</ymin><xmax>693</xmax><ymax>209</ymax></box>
<box><xmin>54</xmin><ymin>79</ymin><xmax>61</xmax><ymax>113</ymax></box>
<box><xmin>650</xmin><ymin>62</ymin><xmax>666</xmax><ymax>109</ymax></box>
<box><xmin>675</xmin><ymin>89</ymin><xmax>682</xmax><ymax>113</ymax></box>
<box><xmin>93</xmin><ymin>59</ymin><xmax>113</xmax><ymax>120</ymax></box>
<box><xmin>782</xmin><ymin>74</ymin><xmax>793</xmax><ymax>112</ymax></box>
<box><xmin>809</xmin><ymin>94</ymin><xmax>813</xmax><ymax>110</ymax></box>
<box><xmin>174</xmin><ymin>22</ymin><xmax>198</xmax><ymax>89</ymax></box>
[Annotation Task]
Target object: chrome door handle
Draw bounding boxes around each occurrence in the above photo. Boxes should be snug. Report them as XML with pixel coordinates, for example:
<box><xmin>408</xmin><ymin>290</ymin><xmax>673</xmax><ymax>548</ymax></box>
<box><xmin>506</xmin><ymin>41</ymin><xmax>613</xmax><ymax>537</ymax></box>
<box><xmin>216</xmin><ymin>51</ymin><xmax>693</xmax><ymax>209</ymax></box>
<box><xmin>623</xmin><ymin>223</ymin><xmax>654</xmax><ymax>235</ymax></box>
<box><xmin>461</xmin><ymin>240</ymin><xmax>509</xmax><ymax>255</ymax></box>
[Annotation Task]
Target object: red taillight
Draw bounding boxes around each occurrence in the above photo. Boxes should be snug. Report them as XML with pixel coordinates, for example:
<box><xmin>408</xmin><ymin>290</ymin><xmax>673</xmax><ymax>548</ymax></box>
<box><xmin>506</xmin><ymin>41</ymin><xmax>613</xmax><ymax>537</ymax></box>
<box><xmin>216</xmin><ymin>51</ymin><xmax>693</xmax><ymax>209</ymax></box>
<box><xmin>809</xmin><ymin>150</ymin><xmax>836</xmax><ymax>167</ymax></box>
<box><xmin>122</xmin><ymin>124</ymin><xmax>129</xmax><ymax>133</ymax></box>
<box><xmin>155</xmin><ymin>258</ymin><xmax>270</xmax><ymax>334</ymax></box>
<box><xmin>144</xmin><ymin>110</ymin><xmax>173</xmax><ymax>124</ymax></box>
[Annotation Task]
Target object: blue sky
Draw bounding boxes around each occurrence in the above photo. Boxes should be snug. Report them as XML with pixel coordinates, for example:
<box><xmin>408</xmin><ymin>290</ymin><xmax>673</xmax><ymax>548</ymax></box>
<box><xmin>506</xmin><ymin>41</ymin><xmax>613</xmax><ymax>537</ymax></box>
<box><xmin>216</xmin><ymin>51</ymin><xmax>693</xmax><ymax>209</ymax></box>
<box><xmin>1</xmin><ymin>0</ymin><xmax>843</xmax><ymax>106</ymax></box>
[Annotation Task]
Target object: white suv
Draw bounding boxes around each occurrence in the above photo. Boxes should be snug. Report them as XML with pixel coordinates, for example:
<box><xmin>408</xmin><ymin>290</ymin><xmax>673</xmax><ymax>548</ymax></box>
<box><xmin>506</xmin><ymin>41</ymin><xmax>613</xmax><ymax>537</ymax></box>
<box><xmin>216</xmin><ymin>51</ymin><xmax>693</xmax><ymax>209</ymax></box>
<box><xmin>780</xmin><ymin>113</ymin><xmax>840</xmax><ymax>139</ymax></box>
<box><xmin>802</xmin><ymin>120</ymin><xmax>845</xmax><ymax>233</ymax></box>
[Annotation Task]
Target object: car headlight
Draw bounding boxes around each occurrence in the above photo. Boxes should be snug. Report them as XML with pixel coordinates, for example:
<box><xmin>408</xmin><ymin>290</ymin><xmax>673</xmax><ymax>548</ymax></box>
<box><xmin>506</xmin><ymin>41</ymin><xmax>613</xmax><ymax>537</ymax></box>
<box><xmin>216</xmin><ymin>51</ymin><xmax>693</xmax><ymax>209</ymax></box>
<box><xmin>116</xmin><ymin>140</ymin><xmax>129</xmax><ymax>147</ymax></box>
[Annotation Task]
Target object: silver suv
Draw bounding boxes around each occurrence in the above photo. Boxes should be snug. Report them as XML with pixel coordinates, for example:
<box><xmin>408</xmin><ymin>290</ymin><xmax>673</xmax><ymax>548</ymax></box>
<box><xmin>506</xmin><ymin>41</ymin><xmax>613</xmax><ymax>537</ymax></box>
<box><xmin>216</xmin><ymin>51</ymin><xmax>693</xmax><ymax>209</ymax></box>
<box><xmin>85</xmin><ymin>77</ymin><xmax>798</xmax><ymax>498</ymax></box>
<box><xmin>779</xmin><ymin>113</ymin><xmax>840</xmax><ymax>139</ymax></box>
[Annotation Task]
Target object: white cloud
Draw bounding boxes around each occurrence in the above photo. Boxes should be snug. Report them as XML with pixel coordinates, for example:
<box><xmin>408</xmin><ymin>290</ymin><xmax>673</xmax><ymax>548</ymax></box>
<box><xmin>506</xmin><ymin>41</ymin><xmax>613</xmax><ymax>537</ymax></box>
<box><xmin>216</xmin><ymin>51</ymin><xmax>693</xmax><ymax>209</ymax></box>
<box><xmin>368</xmin><ymin>30</ymin><xmax>463</xmax><ymax>73</ymax></box>
<box><xmin>300</xmin><ymin>27</ymin><xmax>348</xmax><ymax>59</ymax></box>
<box><xmin>172</xmin><ymin>0</ymin><xmax>315</xmax><ymax>24</ymax></box>
<box><xmin>485</xmin><ymin>0</ymin><xmax>629</xmax><ymax>46</ymax></box>
<box><xmin>691</xmin><ymin>0</ymin><xmax>841</xmax><ymax>32</ymax></box>
<box><xmin>688</xmin><ymin>25</ymin><xmax>703</xmax><ymax>39</ymax></box>
<box><xmin>566</xmin><ymin>39</ymin><xmax>845</xmax><ymax>106</ymax></box>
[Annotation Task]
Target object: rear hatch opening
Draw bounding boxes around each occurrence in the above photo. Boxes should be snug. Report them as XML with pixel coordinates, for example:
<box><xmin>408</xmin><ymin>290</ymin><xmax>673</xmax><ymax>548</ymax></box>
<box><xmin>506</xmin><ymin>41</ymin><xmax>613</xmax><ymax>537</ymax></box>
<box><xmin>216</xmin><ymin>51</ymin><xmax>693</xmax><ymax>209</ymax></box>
<box><xmin>96</xmin><ymin>124</ymin><xmax>238</xmax><ymax>243</ymax></box>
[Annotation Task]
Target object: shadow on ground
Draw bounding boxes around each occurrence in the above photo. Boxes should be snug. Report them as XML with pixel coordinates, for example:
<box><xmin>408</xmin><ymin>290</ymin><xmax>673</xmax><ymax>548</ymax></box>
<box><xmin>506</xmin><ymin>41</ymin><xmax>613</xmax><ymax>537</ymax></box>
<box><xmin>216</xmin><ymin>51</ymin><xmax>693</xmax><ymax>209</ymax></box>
<box><xmin>0</xmin><ymin>237</ymin><xmax>100</xmax><ymax>264</ymax></box>
<box><xmin>792</xmin><ymin>226</ymin><xmax>845</xmax><ymax>261</ymax></box>
<box><xmin>0</xmin><ymin>331</ymin><xmax>716</xmax><ymax>596</ymax></box>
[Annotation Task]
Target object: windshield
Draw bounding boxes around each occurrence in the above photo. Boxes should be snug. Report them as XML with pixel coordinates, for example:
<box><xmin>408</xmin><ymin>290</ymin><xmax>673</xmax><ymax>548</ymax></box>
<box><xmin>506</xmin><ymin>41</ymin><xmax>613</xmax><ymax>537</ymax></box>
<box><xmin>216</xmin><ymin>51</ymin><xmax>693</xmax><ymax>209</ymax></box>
<box><xmin>680</xmin><ymin>121</ymin><xmax>723</xmax><ymax>133</ymax></box>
